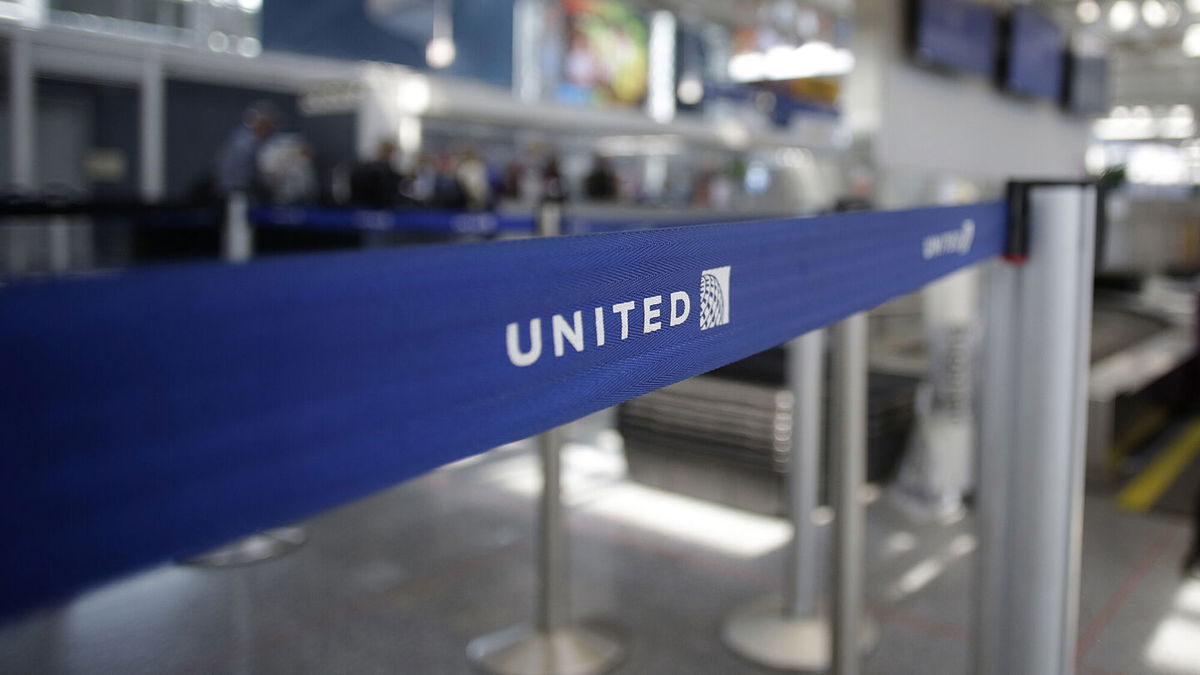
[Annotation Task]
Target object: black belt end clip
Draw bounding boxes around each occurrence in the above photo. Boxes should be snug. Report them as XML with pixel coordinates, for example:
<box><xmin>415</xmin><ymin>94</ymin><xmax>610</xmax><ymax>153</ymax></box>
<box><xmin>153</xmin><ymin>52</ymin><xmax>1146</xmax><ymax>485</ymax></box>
<box><xmin>1004</xmin><ymin>181</ymin><xmax>1032</xmax><ymax>265</ymax></box>
<box><xmin>1004</xmin><ymin>179</ymin><xmax>1103</xmax><ymax>265</ymax></box>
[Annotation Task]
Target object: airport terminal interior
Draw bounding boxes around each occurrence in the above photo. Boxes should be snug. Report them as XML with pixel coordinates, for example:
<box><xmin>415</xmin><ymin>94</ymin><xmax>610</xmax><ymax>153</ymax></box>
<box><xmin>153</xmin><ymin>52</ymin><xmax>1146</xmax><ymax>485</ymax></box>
<box><xmin>1</xmin><ymin>0</ymin><xmax>1200</xmax><ymax>673</ymax></box>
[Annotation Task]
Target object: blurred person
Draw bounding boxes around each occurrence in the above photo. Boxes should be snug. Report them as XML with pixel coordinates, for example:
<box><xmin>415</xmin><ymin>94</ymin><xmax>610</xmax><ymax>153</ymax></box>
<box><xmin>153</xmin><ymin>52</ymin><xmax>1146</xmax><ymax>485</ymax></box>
<box><xmin>407</xmin><ymin>153</ymin><xmax>438</xmax><ymax>204</ymax></box>
<box><xmin>216</xmin><ymin>101</ymin><xmax>280</xmax><ymax>199</ymax></box>
<box><xmin>584</xmin><ymin>154</ymin><xmax>618</xmax><ymax>202</ymax></box>
<box><xmin>500</xmin><ymin>159</ymin><xmax>525</xmax><ymax>202</ymax></box>
<box><xmin>541</xmin><ymin>155</ymin><xmax>567</xmax><ymax>204</ymax></box>
<box><xmin>432</xmin><ymin>153</ymin><xmax>467</xmax><ymax>208</ymax></box>
<box><xmin>456</xmin><ymin>147</ymin><xmax>492</xmax><ymax>212</ymax></box>
<box><xmin>350</xmin><ymin>140</ymin><xmax>402</xmax><ymax>208</ymax></box>
<box><xmin>833</xmin><ymin>171</ymin><xmax>876</xmax><ymax>213</ymax></box>
<box><xmin>271</xmin><ymin>141</ymin><xmax>319</xmax><ymax>205</ymax></box>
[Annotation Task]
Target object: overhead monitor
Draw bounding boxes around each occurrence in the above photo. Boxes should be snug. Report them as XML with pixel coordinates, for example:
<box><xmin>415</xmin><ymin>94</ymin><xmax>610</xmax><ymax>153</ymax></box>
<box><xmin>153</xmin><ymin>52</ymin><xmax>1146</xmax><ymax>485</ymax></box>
<box><xmin>1063</xmin><ymin>53</ymin><xmax>1109</xmax><ymax>115</ymax></box>
<box><xmin>1003</xmin><ymin>6</ymin><xmax>1066</xmax><ymax>100</ymax></box>
<box><xmin>907</xmin><ymin>0</ymin><xmax>999</xmax><ymax>77</ymax></box>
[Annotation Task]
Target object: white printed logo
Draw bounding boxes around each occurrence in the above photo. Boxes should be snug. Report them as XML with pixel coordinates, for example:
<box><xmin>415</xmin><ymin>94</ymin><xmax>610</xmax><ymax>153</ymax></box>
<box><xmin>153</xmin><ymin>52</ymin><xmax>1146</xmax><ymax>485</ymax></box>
<box><xmin>504</xmin><ymin>264</ymin><xmax>733</xmax><ymax>367</ymax></box>
<box><xmin>922</xmin><ymin>219</ymin><xmax>976</xmax><ymax>260</ymax></box>
<box><xmin>699</xmin><ymin>266</ymin><xmax>731</xmax><ymax>330</ymax></box>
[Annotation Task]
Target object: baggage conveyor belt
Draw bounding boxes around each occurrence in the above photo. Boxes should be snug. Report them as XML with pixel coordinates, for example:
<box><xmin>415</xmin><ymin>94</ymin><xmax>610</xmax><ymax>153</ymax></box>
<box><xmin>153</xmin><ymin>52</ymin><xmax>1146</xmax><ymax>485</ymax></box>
<box><xmin>619</xmin><ymin>298</ymin><xmax>1195</xmax><ymax>514</ymax></box>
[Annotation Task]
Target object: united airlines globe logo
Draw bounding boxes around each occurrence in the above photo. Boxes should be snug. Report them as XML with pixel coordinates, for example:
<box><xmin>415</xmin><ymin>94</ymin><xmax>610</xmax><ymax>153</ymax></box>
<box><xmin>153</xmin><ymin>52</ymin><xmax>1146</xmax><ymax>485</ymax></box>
<box><xmin>699</xmin><ymin>266</ymin><xmax>732</xmax><ymax>331</ymax></box>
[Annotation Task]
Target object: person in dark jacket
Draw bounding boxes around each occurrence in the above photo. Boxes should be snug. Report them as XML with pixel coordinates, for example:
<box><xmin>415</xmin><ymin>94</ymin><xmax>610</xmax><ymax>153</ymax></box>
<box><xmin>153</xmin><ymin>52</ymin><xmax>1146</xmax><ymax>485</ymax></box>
<box><xmin>349</xmin><ymin>140</ymin><xmax>403</xmax><ymax>208</ymax></box>
<box><xmin>584</xmin><ymin>154</ymin><xmax>618</xmax><ymax>201</ymax></box>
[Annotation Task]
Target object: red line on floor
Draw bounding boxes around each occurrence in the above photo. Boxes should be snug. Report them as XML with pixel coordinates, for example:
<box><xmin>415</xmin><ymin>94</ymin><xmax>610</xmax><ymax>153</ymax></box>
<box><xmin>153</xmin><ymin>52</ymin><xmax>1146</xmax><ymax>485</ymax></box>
<box><xmin>1074</xmin><ymin>529</ymin><xmax>1177</xmax><ymax>663</ymax></box>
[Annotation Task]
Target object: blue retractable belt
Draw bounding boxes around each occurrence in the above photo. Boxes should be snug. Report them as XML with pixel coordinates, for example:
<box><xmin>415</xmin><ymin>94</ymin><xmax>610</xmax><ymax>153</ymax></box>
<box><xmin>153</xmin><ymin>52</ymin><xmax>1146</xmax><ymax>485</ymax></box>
<box><xmin>0</xmin><ymin>201</ymin><xmax>1005</xmax><ymax>619</ymax></box>
<box><xmin>250</xmin><ymin>206</ymin><xmax>536</xmax><ymax>235</ymax></box>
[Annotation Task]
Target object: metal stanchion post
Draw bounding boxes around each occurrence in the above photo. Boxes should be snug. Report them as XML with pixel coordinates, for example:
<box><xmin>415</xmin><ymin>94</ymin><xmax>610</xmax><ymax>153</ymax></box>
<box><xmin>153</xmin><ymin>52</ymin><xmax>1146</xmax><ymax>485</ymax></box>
<box><xmin>538</xmin><ymin>425</ymin><xmax>569</xmax><ymax>632</ymax></box>
<box><xmin>722</xmin><ymin>330</ymin><xmax>833</xmax><ymax>670</ymax></box>
<box><xmin>787</xmin><ymin>331</ymin><xmax>826</xmax><ymax>621</ymax></box>
<box><xmin>831</xmin><ymin>312</ymin><xmax>869</xmax><ymax>675</ymax></box>
<box><xmin>223</xmin><ymin>192</ymin><xmax>253</xmax><ymax>263</ymax></box>
<box><xmin>48</xmin><ymin>215</ymin><xmax>71</xmax><ymax>274</ymax></box>
<box><xmin>723</xmin><ymin>326</ymin><xmax>877</xmax><ymax>671</ymax></box>
<box><xmin>976</xmin><ymin>184</ymin><xmax>1096</xmax><ymax>675</ymax></box>
<box><xmin>467</xmin><ymin>203</ymin><xmax>626</xmax><ymax>675</ymax></box>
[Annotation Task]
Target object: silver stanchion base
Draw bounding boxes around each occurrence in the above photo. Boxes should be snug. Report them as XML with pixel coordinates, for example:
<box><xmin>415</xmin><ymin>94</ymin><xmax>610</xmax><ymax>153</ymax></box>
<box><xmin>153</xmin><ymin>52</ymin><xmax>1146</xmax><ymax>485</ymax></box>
<box><xmin>466</xmin><ymin>621</ymin><xmax>626</xmax><ymax>675</ymax></box>
<box><xmin>722</xmin><ymin>596</ymin><xmax>877</xmax><ymax>672</ymax></box>
<box><xmin>180</xmin><ymin>527</ymin><xmax>307</xmax><ymax>567</ymax></box>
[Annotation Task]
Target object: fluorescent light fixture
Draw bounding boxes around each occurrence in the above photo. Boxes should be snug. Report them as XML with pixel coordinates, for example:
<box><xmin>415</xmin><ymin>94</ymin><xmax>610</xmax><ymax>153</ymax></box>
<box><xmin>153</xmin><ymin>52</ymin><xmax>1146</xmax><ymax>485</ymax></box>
<box><xmin>728</xmin><ymin>41</ymin><xmax>854</xmax><ymax>83</ymax></box>
<box><xmin>397</xmin><ymin>75</ymin><xmax>433</xmax><ymax>115</ymax></box>
<box><xmin>1077</xmin><ymin>0</ymin><xmax>1101</xmax><ymax>23</ymax></box>
<box><xmin>237</xmin><ymin>37</ymin><xmax>261</xmax><ymax>58</ymax></box>
<box><xmin>1143</xmin><ymin>0</ymin><xmax>1169</xmax><ymax>27</ymax></box>
<box><xmin>595</xmin><ymin>134</ymin><xmax>685</xmax><ymax>157</ymax></box>
<box><xmin>1126</xmin><ymin>143</ymin><xmax>1191</xmax><ymax>184</ymax></box>
<box><xmin>729</xmin><ymin>51</ymin><xmax>766</xmax><ymax>82</ymax></box>
<box><xmin>207</xmin><ymin>31</ymin><xmax>229</xmax><ymax>52</ymax></box>
<box><xmin>1095</xmin><ymin>104</ymin><xmax>1196</xmax><ymax>140</ymax></box>
<box><xmin>1109</xmin><ymin>0</ymin><xmax>1138</xmax><ymax>31</ymax></box>
<box><xmin>1185</xmin><ymin>24</ymin><xmax>1200</xmax><ymax>57</ymax></box>
<box><xmin>1164</xmin><ymin>1</ymin><xmax>1183</xmax><ymax>25</ymax></box>
<box><xmin>1161</xmin><ymin>104</ymin><xmax>1196</xmax><ymax>138</ymax></box>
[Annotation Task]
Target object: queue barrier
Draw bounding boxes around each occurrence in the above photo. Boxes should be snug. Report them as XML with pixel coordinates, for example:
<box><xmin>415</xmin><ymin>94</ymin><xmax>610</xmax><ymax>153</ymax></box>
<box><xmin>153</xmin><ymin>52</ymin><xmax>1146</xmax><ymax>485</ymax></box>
<box><xmin>0</xmin><ymin>201</ymin><xmax>735</xmax><ymax>237</ymax></box>
<box><xmin>0</xmin><ymin>202</ymin><xmax>537</xmax><ymax>235</ymax></box>
<box><xmin>248</xmin><ymin>205</ymin><xmax>537</xmax><ymax>236</ymax></box>
<box><xmin>0</xmin><ymin>186</ymin><xmax>1095</xmax><ymax>675</ymax></box>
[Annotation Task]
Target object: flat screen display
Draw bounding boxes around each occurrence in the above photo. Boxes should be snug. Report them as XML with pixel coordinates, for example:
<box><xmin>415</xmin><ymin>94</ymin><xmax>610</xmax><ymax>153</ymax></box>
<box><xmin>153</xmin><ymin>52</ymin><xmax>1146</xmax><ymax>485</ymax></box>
<box><xmin>909</xmin><ymin>0</ymin><xmax>999</xmax><ymax>76</ymax></box>
<box><xmin>545</xmin><ymin>0</ymin><xmax>649</xmax><ymax>109</ymax></box>
<box><xmin>1005</xmin><ymin>6</ymin><xmax>1066</xmax><ymax>100</ymax></box>
<box><xmin>1064</xmin><ymin>53</ymin><xmax>1108</xmax><ymax>115</ymax></box>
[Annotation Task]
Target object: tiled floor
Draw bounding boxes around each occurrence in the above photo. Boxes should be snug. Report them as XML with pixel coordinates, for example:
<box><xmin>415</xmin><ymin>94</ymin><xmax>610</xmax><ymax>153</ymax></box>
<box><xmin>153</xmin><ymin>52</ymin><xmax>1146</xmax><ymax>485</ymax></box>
<box><xmin>0</xmin><ymin>433</ymin><xmax>1196</xmax><ymax>674</ymax></box>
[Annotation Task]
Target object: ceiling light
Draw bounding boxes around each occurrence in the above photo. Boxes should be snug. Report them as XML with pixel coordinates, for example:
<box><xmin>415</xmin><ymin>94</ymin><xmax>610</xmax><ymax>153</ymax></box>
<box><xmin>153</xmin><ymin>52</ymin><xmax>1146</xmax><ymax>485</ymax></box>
<box><xmin>677</xmin><ymin>76</ymin><xmax>704</xmax><ymax>105</ymax></box>
<box><xmin>425</xmin><ymin>36</ymin><xmax>456</xmax><ymax>69</ymax></box>
<box><xmin>1186</xmin><ymin>24</ymin><xmax>1200</xmax><ymax>56</ymax></box>
<box><xmin>1077</xmin><ymin>0</ymin><xmax>1101</xmax><ymax>23</ymax></box>
<box><xmin>1109</xmin><ymin>0</ymin><xmax>1138</xmax><ymax>31</ymax></box>
<box><xmin>1164</xmin><ymin>1</ymin><xmax>1182</xmax><ymax>24</ymax></box>
<box><xmin>1143</xmin><ymin>0</ymin><xmax>1168</xmax><ymax>27</ymax></box>
<box><xmin>1189</xmin><ymin>0</ymin><xmax>1200</xmax><ymax>13</ymax></box>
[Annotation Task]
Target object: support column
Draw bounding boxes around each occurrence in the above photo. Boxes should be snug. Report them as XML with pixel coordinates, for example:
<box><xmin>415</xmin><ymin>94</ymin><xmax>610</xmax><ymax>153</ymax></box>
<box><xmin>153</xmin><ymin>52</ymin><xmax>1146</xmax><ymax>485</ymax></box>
<box><xmin>9</xmin><ymin>33</ymin><xmax>35</xmax><ymax>190</ymax></box>
<box><xmin>976</xmin><ymin>184</ymin><xmax>1096</xmax><ymax>675</ymax></box>
<box><xmin>140</xmin><ymin>57</ymin><xmax>165</xmax><ymax>203</ymax></box>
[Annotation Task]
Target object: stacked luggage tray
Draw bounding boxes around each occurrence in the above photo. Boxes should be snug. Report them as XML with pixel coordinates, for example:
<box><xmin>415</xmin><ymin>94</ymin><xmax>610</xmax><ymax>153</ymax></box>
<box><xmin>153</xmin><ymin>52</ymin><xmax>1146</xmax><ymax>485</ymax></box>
<box><xmin>619</xmin><ymin>348</ymin><xmax>918</xmax><ymax>515</ymax></box>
